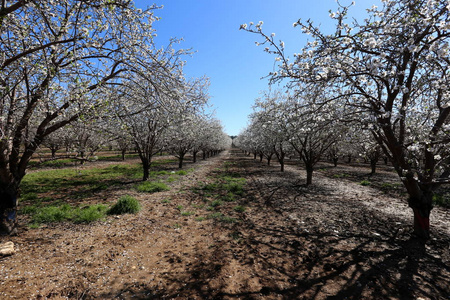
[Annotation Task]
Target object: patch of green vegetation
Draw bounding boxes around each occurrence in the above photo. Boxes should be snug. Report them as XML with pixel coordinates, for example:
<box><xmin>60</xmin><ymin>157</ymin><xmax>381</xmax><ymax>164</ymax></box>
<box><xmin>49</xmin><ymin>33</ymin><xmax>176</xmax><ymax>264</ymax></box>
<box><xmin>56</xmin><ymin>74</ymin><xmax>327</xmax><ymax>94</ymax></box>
<box><xmin>108</xmin><ymin>195</ymin><xmax>141</xmax><ymax>215</ymax></box>
<box><xmin>150</xmin><ymin>158</ymin><xmax>177</xmax><ymax>167</ymax></box>
<box><xmin>220</xmin><ymin>216</ymin><xmax>238</xmax><ymax>224</ymax></box>
<box><xmin>173</xmin><ymin>223</ymin><xmax>182</xmax><ymax>229</ymax></box>
<box><xmin>210</xmin><ymin>200</ymin><xmax>223</xmax><ymax>207</ymax></box>
<box><xmin>207</xmin><ymin>212</ymin><xmax>237</xmax><ymax>224</ymax></box>
<box><xmin>181</xmin><ymin>211</ymin><xmax>195</xmax><ymax>216</ymax></box>
<box><xmin>28</xmin><ymin>158</ymin><xmax>79</xmax><ymax>169</ymax></box>
<box><xmin>233</xmin><ymin>205</ymin><xmax>246</xmax><ymax>213</ymax></box>
<box><xmin>136</xmin><ymin>181</ymin><xmax>170</xmax><ymax>193</ymax></box>
<box><xmin>75</xmin><ymin>204</ymin><xmax>109</xmax><ymax>223</ymax></box>
<box><xmin>191</xmin><ymin>203</ymin><xmax>204</xmax><ymax>209</ymax></box>
<box><xmin>27</xmin><ymin>203</ymin><xmax>108</xmax><ymax>225</ymax></box>
<box><xmin>195</xmin><ymin>217</ymin><xmax>205</xmax><ymax>222</ymax></box>
<box><xmin>176</xmin><ymin>205</ymin><xmax>184</xmax><ymax>211</ymax></box>
<box><xmin>360</xmin><ymin>180</ymin><xmax>371</xmax><ymax>186</ymax></box>
<box><xmin>31</xmin><ymin>204</ymin><xmax>73</xmax><ymax>223</ymax></box>
<box><xmin>166</xmin><ymin>176</ymin><xmax>176</xmax><ymax>182</ymax></box>
<box><xmin>207</xmin><ymin>212</ymin><xmax>223</xmax><ymax>219</ymax></box>
<box><xmin>221</xmin><ymin>192</ymin><xmax>235</xmax><ymax>202</ymax></box>
<box><xmin>21</xmin><ymin>163</ymin><xmax>144</xmax><ymax>203</ymax></box>
<box><xmin>161</xmin><ymin>199</ymin><xmax>171</xmax><ymax>204</ymax></box>
<box><xmin>433</xmin><ymin>193</ymin><xmax>449</xmax><ymax>207</ymax></box>
<box><xmin>175</xmin><ymin>170</ymin><xmax>188</xmax><ymax>175</ymax></box>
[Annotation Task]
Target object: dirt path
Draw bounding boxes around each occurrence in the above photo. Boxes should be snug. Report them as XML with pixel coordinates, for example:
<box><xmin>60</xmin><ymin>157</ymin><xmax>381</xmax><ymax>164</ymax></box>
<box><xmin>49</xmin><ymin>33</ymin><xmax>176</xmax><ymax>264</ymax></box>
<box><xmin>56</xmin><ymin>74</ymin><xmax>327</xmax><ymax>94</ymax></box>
<box><xmin>0</xmin><ymin>149</ymin><xmax>449</xmax><ymax>299</ymax></box>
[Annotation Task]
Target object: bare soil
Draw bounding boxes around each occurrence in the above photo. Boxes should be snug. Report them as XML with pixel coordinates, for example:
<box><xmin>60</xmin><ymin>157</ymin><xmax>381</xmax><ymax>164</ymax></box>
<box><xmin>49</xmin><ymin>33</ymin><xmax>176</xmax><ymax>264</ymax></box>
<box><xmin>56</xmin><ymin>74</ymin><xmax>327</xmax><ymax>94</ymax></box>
<box><xmin>0</xmin><ymin>149</ymin><xmax>449</xmax><ymax>299</ymax></box>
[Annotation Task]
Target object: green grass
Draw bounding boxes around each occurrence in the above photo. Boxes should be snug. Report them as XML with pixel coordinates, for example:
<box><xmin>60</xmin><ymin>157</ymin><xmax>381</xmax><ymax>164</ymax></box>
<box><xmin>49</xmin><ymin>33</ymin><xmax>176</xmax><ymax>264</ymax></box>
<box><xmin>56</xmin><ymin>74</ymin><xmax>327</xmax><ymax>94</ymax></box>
<box><xmin>75</xmin><ymin>205</ymin><xmax>109</xmax><ymax>223</ymax></box>
<box><xmin>433</xmin><ymin>193</ymin><xmax>450</xmax><ymax>207</ymax></box>
<box><xmin>195</xmin><ymin>217</ymin><xmax>205</xmax><ymax>221</ymax></box>
<box><xmin>233</xmin><ymin>205</ymin><xmax>246</xmax><ymax>213</ymax></box>
<box><xmin>161</xmin><ymin>199</ymin><xmax>171</xmax><ymax>204</ymax></box>
<box><xmin>181</xmin><ymin>211</ymin><xmax>195</xmax><ymax>216</ymax></box>
<box><xmin>21</xmin><ymin>163</ymin><xmax>144</xmax><ymax>203</ymax></box>
<box><xmin>108</xmin><ymin>195</ymin><xmax>141</xmax><ymax>215</ymax></box>
<box><xmin>210</xmin><ymin>199</ymin><xmax>223</xmax><ymax>207</ymax></box>
<box><xmin>136</xmin><ymin>181</ymin><xmax>170</xmax><ymax>193</ymax></box>
<box><xmin>206</xmin><ymin>212</ymin><xmax>237</xmax><ymax>223</ymax></box>
<box><xmin>25</xmin><ymin>203</ymin><xmax>109</xmax><ymax>225</ymax></box>
<box><xmin>360</xmin><ymin>180</ymin><xmax>371</xmax><ymax>186</ymax></box>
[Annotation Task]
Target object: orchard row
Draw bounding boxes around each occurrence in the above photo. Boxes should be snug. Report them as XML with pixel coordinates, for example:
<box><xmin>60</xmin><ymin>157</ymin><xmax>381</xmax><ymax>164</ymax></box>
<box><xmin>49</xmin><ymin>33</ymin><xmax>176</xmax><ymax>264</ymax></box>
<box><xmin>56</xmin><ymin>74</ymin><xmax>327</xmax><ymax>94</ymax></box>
<box><xmin>237</xmin><ymin>0</ymin><xmax>450</xmax><ymax>239</ymax></box>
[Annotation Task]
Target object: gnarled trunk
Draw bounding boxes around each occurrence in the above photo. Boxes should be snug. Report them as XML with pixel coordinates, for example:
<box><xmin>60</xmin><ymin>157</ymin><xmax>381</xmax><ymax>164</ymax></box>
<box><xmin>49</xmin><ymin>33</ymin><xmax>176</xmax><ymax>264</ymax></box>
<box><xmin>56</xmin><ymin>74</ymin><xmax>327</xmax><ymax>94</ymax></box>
<box><xmin>0</xmin><ymin>185</ymin><xmax>18</xmax><ymax>235</ymax></box>
<box><xmin>408</xmin><ymin>192</ymin><xmax>433</xmax><ymax>240</ymax></box>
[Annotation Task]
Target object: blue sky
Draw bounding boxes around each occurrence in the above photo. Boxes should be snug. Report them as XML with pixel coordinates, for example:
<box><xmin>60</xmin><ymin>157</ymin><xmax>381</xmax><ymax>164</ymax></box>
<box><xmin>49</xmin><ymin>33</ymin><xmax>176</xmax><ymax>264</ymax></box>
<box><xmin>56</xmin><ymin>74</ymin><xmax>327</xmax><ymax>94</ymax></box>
<box><xmin>135</xmin><ymin>0</ymin><xmax>374</xmax><ymax>136</ymax></box>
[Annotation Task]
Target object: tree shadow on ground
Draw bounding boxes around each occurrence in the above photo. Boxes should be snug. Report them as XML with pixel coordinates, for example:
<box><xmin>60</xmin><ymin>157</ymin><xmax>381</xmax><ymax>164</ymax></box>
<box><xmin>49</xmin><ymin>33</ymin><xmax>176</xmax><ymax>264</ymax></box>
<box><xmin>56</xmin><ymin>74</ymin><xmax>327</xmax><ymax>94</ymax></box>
<box><xmin>96</xmin><ymin>150</ymin><xmax>450</xmax><ymax>299</ymax></box>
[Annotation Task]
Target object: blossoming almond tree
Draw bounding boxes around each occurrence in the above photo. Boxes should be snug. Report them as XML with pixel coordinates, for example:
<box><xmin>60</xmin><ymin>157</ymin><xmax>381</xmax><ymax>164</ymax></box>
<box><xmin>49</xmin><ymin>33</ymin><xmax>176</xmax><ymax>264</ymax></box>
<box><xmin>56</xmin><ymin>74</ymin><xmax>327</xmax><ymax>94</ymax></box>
<box><xmin>0</xmin><ymin>0</ymin><xmax>181</xmax><ymax>234</ymax></box>
<box><xmin>242</xmin><ymin>0</ymin><xmax>450</xmax><ymax>239</ymax></box>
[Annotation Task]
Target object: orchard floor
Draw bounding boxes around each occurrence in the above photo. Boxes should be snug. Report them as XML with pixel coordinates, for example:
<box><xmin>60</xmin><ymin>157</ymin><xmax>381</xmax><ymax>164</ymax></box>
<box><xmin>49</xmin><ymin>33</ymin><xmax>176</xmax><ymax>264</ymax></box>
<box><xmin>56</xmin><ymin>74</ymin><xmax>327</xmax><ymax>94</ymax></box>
<box><xmin>1</xmin><ymin>149</ymin><xmax>449</xmax><ymax>299</ymax></box>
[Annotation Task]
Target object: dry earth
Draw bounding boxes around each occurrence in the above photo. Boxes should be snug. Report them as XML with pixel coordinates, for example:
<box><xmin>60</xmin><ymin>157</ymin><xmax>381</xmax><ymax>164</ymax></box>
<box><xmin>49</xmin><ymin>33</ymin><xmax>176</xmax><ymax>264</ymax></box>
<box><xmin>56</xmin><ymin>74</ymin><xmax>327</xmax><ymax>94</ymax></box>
<box><xmin>0</xmin><ymin>149</ymin><xmax>449</xmax><ymax>299</ymax></box>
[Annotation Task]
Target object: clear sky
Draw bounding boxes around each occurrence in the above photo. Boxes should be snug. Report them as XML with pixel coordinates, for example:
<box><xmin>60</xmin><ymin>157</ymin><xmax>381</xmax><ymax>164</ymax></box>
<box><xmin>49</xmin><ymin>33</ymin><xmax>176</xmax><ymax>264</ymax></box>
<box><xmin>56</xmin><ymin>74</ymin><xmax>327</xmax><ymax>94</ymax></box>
<box><xmin>134</xmin><ymin>0</ymin><xmax>375</xmax><ymax>136</ymax></box>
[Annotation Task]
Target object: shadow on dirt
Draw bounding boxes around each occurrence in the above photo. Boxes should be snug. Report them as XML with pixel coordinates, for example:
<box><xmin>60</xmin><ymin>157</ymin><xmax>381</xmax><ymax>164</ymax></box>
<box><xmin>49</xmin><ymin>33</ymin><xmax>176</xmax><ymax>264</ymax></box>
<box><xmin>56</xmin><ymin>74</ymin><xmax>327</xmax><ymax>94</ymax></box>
<box><xmin>97</xmin><ymin>150</ymin><xmax>450</xmax><ymax>299</ymax></box>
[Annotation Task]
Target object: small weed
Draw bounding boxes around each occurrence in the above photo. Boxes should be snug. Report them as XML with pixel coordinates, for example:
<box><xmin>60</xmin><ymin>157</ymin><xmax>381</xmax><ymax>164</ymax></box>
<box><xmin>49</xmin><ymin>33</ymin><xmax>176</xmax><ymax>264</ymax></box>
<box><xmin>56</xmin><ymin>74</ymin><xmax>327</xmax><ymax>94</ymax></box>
<box><xmin>207</xmin><ymin>212</ymin><xmax>237</xmax><ymax>224</ymax></box>
<box><xmin>176</xmin><ymin>205</ymin><xmax>184</xmax><ymax>211</ymax></box>
<box><xmin>191</xmin><ymin>203</ymin><xmax>204</xmax><ymax>209</ymax></box>
<box><xmin>181</xmin><ymin>211</ymin><xmax>195</xmax><ymax>216</ymax></box>
<box><xmin>210</xmin><ymin>200</ymin><xmax>223</xmax><ymax>207</ymax></box>
<box><xmin>207</xmin><ymin>212</ymin><xmax>223</xmax><ymax>219</ymax></box>
<box><xmin>220</xmin><ymin>216</ymin><xmax>238</xmax><ymax>224</ymax></box>
<box><xmin>175</xmin><ymin>170</ymin><xmax>188</xmax><ymax>175</ymax></box>
<box><xmin>136</xmin><ymin>181</ymin><xmax>170</xmax><ymax>193</ymax></box>
<box><xmin>108</xmin><ymin>195</ymin><xmax>141</xmax><ymax>215</ymax></box>
<box><xmin>360</xmin><ymin>180</ymin><xmax>371</xmax><ymax>186</ymax></box>
<box><xmin>161</xmin><ymin>199</ymin><xmax>171</xmax><ymax>204</ymax></box>
<box><xmin>195</xmin><ymin>217</ymin><xmax>205</xmax><ymax>221</ymax></box>
<box><xmin>233</xmin><ymin>205</ymin><xmax>246</xmax><ymax>213</ymax></box>
<box><xmin>173</xmin><ymin>223</ymin><xmax>182</xmax><ymax>229</ymax></box>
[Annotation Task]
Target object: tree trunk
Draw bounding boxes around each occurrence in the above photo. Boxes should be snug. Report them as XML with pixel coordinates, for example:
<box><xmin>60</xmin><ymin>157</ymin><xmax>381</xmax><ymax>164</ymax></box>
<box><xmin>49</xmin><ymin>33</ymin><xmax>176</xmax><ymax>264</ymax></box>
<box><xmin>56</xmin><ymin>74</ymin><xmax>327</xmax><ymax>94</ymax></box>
<box><xmin>333</xmin><ymin>158</ymin><xmax>338</xmax><ymax>167</ymax></box>
<box><xmin>0</xmin><ymin>185</ymin><xmax>18</xmax><ymax>235</ymax></box>
<box><xmin>51</xmin><ymin>148</ymin><xmax>57</xmax><ymax>159</ymax></box>
<box><xmin>259</xmin><ymin>154</ymin><xmax>263</xmax><ymax>162</ymax></box>
<box><xmin>193</xmin><ymin>151</ymin><xmax>198</xmax><ymax>163</ymax></box>
<box><xmin>142</xmin><ymin>159</ymin><xmax>150</xmax><ymax>181</ymax></box>
<box><xmin>408</xmin><ymin>193</ymin><xmax>433</xmax><ymax>239</ymax></box>
<box><xmin>306</xmin><ymin>165</ymin><xmax>313</xmax><ymax>186</ymax></box>
<box><xmin>253</xmin><ymin>152</ymin><xmax>257</xmax><ymax>160</ymax></box>
<box><xmin>178</xmin><ymin>155</ymin><xmax>184</xmax><ymax>169</ymax></box>
<box><xmin>347</xmin><ymin>154</ymin><xmax>352</xmax><ymax>163</ymax></box>
<box><xmin>121</xmin><ymin>149</ymin><xmax>126</xmax><ymax>161</ymax></box>
<box><xmin>370</xmin><ymin>159</ymin><xmax>377</xmax><ymax>175</ymax></box>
